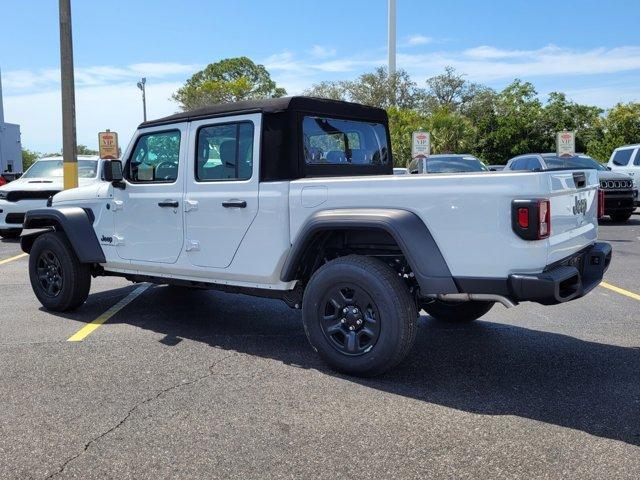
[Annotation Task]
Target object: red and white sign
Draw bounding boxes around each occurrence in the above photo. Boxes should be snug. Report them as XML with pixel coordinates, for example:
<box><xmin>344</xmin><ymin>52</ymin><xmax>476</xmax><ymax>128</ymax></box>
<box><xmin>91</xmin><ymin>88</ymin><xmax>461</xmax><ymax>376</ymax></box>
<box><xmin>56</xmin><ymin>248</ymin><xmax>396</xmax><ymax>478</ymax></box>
<box><xmin>556</xmin><ymin>131</ymin><xmax>575</xmax><ymax>157</ymax></box>
<box><xmin>412</xmin><ymin>131</ymin><xmax>431</xmax><ymax>159</ymax></box>
<box><xmin>98</xmin><ymin>130</ymin><xmax>119</xmax><ymax>159</ymax></box>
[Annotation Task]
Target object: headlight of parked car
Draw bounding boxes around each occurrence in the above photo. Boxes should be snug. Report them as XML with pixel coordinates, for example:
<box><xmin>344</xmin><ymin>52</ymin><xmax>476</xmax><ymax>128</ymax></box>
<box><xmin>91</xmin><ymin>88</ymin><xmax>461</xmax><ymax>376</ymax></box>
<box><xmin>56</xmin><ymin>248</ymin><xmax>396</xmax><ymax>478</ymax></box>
<box><xmin>0</xmin><ymin>190</ymin><xmax>7</xmax><ymax>200</ymax></box>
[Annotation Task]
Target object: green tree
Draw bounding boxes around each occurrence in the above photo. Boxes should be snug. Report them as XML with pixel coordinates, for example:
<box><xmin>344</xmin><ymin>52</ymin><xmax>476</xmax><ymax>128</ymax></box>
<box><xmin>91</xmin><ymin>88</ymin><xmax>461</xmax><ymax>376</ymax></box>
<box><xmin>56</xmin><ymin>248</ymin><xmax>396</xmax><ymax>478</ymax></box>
<box><xmin>75</xmin><ymin>144</ymin><xmax>99</xmax><ymax>155</ymax></box>
<box><xmin>173</xmin><ymin>57</ymin><xmax>287</xmax><ymax>110</ymax></box>
<box><xmin>587</xmin><ymin>102</ymin><xmax>640</xmax><ymax>162</ymax></box>
<box><xmin>21</xmin><ymin>149</ymin><xmax>39</xmax><ymax>171</ymax></box>
<box><xmin>303</xmin><ymin>80</ymin><xmax>349</xmax><ymax>101</ymax></box>
<box><xmin>386</xmin><ymin>107</ymin><xmax>429</xmax><ymax>167</ymax></box>
<box><xmin>428</xmin><ymin>109</ymin><xmax>476</xmax><ymax>154</ymax></box>
<box><xmin>480</xmin><ymin>80</ymin><xmax>545</xmax><ymax>163</ymax></box>
<box><xmin>305</xmin><ymin>67</ymin><xmax>425</xmax><ymax>110</ymax></box>
<box><xmin>424</xmin><ymin>67</ymin><xmax>484</xmax><ymax>114</ymax></box>
<box><xmin>540</xmin><ymin>92</ymin><xmax>603</xmax><ymax>153</ymax></box>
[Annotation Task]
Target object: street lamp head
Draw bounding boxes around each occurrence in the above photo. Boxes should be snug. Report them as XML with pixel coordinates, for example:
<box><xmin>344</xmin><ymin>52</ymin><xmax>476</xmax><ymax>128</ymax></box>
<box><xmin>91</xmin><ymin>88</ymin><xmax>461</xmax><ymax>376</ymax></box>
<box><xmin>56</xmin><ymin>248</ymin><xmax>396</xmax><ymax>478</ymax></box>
<box><xmin>137</xmin><ymin>77</ymin><xmax>146</xmax><ymax>90</ymax></box>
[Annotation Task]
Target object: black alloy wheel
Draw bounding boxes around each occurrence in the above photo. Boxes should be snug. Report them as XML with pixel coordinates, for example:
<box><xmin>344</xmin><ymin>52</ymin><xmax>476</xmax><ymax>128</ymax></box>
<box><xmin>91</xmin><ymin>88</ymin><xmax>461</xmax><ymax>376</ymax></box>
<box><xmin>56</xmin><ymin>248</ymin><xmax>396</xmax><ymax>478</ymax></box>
<box><xmin>319</xmin><ymin>284</ymin><xmax>381</xmax><ymax>355</ymax></box>
<box><xmin>36</xmin><ymin>249</ymin><xmax>64</xmax><ymax>297</ymax></box>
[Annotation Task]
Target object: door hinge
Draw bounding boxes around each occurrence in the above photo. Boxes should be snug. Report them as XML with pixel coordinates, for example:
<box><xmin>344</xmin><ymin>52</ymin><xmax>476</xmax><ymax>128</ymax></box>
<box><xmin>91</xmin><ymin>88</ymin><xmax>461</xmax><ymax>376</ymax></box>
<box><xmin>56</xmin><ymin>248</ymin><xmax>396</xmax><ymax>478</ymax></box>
<box><xmin>184</xmin><ymin>199</ymin><xmax>199</xmax><ymax>212</ymax></box>
<box><xmin>112</xmin><ymin>200</ymin><xmax>124</xmax><ymax>211</ymax></box>
<box><xmin>185</xmin><ymin>239</ymin><xmax>200</xmax><ymax>252</ymax></box>
<box><xmin>113</xmin><ymin>234</ymin><xmax>125</xmax><ymax>246</ymax></box>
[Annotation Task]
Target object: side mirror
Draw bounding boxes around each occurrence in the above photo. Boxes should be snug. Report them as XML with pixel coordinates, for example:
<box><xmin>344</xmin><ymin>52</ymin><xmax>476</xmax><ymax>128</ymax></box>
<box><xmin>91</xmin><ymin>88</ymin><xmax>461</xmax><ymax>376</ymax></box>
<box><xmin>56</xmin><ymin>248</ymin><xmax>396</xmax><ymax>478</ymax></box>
<box><xmin>103</xmin><ymin>160</ymin><xmax>125</xmax><ymax>189</ymax></box>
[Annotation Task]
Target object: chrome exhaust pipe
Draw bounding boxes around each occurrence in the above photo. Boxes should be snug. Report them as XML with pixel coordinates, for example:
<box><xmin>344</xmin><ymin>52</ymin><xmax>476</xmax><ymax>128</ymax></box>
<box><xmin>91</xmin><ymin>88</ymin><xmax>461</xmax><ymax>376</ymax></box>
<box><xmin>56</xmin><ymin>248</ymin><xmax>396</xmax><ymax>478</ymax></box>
<box><xmin>427</xmin><ymin>293</ymin><xmax>518</xmax><ymax>308</ymax></box>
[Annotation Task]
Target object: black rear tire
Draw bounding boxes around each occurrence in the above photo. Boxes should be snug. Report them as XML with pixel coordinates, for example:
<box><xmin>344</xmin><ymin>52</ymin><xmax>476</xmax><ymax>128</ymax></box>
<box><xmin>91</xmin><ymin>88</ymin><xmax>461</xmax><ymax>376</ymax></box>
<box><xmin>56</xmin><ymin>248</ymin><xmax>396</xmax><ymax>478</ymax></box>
<box><xmin>29</xmin><ymin>231</ymin><xmax>91</xmax><ymax>312</ymax></box>
<box><xmin>609</xmin><ymin>213</ymin><xmax>632</xmax><ymax>222</ymax></box>
<box><xmin>302</xmin><ymin>255</ymin><xmax>418</xmax><ymax>376</ymax></box>
<box><xmin>0</xmin><ymin>228</ymin><xmax>22</xmax><ymax>239</ymax></box>
<box><xmin>421</xmin><ymin>299</ymin><xmax>494</xmax><ymax>323</ymax></box>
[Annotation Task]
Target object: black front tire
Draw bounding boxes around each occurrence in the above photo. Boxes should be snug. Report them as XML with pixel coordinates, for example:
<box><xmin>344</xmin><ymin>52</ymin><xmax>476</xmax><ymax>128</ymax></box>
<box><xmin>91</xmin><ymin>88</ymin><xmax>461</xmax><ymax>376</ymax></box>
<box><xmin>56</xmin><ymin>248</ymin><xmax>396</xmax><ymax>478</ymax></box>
<box><xmin>0</xmin><ymin>228</ymin><xmax>22</xmax><ymax>239</ymax></box>
<box><xmin>29</xmin><ymin>231</ymin><xmax>91</xmax><ymax>312</ymax></box>
<box><xmin>302</xmin><ymin>255</ymin><xmax>418</xmax><ymax>376</ymax></box>
<box><xmin>421</xmin><ymin>299</ymin><xmax>494</xmax><ymax>323</ymax></box>
<box><xmin>609</xmin><ymin>213</ymin><xmax>632</xmax><ymax>222</ymax></box>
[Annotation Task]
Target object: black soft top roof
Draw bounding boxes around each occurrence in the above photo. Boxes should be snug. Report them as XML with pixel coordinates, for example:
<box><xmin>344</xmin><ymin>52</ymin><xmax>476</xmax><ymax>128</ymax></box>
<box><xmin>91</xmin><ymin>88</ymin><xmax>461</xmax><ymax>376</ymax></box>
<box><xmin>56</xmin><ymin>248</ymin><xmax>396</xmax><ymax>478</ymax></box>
<box><xmin>140</xmin><ymin>96</ymin><xmax>388</xmax><ymax>128</ymax></box>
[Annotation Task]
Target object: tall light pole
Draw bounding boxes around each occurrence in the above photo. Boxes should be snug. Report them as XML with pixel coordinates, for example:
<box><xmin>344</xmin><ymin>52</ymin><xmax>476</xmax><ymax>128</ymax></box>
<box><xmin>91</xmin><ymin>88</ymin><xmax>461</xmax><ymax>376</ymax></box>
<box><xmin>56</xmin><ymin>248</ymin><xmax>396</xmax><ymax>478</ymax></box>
<box><xmin>137</xmin><ymin>77</ymin><xmax>147</xmax><ymax>122</ymax></box>
<box><xmin>388</xmin><ymin>0</ymin><xmax>397</xmax><ymax>78</ymax></box>
<box><xmin>388</xmin><ymin>0</ymin><xmax>397</xmax><ymax>106</ymax></box>
<box><xmin>59</xmin><ymin>0</ymin><xmax>78</xmax><ymax>189</ymax></box>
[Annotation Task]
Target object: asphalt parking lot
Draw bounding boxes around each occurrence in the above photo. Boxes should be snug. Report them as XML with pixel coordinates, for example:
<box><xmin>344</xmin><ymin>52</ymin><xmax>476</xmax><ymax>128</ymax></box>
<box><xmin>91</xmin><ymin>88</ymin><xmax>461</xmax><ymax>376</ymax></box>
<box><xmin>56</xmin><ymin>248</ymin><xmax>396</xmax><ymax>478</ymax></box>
<box><xmin>1</xmin><ymin>213</ymin><xmax>639</xmax><ymax>480</ymax></box>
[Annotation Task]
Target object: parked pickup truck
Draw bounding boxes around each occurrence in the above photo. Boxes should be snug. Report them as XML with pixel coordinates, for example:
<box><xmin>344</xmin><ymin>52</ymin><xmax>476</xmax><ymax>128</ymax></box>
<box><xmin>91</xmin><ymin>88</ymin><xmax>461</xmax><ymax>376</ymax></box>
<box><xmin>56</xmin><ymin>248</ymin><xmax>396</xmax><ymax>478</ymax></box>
<box><xmin>20</xmin><ymin>97</ymin><xmax>611</xmax><ymax>376</ymax></box>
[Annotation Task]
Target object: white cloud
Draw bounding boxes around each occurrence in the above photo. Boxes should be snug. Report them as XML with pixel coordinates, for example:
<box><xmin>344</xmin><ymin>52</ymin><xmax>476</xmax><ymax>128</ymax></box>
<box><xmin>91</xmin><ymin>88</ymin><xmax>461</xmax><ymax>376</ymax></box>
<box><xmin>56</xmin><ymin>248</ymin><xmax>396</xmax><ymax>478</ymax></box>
<box><xmin>4</xmin><ymin>82</ymin><xmax>182</xmax><ymax>152</ymax></box>
<box><xmin>5</xmin><ymin>43</ymin><xmax>640</xmax><ymax>151</ymax></box>
<box><xmin>404</xmin><ymin>35</ymin><xmax>433</xmax><ymax>47</ymax></box>
<box><xmin>449</xmin><ymin>45</ymin><xmax>640</xmax><ymax>79</ymax></box>
<box><xmin>308</xmin><ymin>45</ymin><xmax>336</xmax><ymax>58</ymax></box>
<box><xmin>2</xmin><ymin>62</ymin><xmax>199</xmax><ymax>94</ymax></box>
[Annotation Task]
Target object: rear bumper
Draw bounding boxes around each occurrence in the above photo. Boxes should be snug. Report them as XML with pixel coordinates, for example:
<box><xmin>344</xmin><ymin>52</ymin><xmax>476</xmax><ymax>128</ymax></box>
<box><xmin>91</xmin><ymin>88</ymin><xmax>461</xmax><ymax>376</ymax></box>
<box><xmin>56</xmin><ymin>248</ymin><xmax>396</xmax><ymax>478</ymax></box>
<box><xmin>454</xmin><ymin>242</ymin><xmax>612</xmax><ymax>306</ymax></box>
<box><xmin>508</xmin><ymin>242</ymin><xmax>612</xmax><ymax>305</ymax></box>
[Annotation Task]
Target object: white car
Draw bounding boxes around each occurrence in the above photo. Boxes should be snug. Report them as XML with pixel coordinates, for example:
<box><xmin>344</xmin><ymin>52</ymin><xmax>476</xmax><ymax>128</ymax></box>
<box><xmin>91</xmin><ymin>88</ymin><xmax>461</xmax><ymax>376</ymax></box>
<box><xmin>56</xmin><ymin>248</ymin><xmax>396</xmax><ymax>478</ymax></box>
<box><xmin>607</xmin><ymin>144</ymin><xmax>640</xmax><ymax>206</ymax></box>
<box><xmin>19</xmin><ymin>97</ymin><xmax>611</xmax><ymax>376</ymax></box>
<box><xmin>0</xmin><ymin>156</ymin><xmax>105</xmax><ymax>238</ymax></box>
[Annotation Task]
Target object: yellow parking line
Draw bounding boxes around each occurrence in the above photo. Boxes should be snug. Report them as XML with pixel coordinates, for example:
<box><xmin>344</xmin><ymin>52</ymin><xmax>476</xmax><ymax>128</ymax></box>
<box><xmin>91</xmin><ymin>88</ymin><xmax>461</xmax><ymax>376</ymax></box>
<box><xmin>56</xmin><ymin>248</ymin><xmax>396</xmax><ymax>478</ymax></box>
<box><xmin>67</xmin><ymin>283</ymin><xmax>150</xmax><ymax>342</ymax></box>
<box><xmin>600</xmin><ymin>281</ymin><xmax>640</xmax><ymax>302</ymax></box>
<box><xmin>0</xmin><ymin>253</ymin><xmax>28</xmax><ymax>265</ymax></box>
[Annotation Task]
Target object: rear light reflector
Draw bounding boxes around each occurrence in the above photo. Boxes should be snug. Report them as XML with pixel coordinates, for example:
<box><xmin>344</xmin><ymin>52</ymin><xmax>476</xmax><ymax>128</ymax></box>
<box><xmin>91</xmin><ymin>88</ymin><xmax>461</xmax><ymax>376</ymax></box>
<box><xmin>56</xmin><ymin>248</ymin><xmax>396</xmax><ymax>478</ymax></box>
<box><xmin>538</xmin><ymin>199</ymin><xmax>550</xmax><ymax>239</ymax></box>
<box><xmin>518</xmin><ymin>208</ymin><xmax>529</xmax><ymax>228</ymax></box>
<box><xmin>597</xmin><ymin>189</ymin><xmax>605</xmax><ymax>218</ymax></box>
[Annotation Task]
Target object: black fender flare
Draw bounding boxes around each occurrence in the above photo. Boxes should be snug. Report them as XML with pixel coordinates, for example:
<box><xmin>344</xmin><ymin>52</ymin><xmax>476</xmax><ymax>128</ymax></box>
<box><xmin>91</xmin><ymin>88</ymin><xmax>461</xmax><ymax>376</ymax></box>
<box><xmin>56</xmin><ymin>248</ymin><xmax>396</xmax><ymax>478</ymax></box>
<box><xmin>280</xmin><ymin>208</ymin><xmax>458</xmax><ymax>294</ymax></box>
<box><xmin>20</xmin><ymin>207</ymin><xmax>106</xmax><ymax>263</ymax></box>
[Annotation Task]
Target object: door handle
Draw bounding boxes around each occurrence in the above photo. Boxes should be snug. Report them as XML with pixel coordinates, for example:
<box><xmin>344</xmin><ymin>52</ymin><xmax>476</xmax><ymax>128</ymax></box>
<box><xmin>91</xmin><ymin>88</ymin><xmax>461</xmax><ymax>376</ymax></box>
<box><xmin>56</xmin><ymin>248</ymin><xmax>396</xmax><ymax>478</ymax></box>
<box><xmin>222</xmin><ymin>200</ymin><xmax>247</xmax><ymax>208</ymax></box>
<box><xmin>158</xmin><ymin>200</ymin><xmax>179</xmax><ymax>208</ymax></box>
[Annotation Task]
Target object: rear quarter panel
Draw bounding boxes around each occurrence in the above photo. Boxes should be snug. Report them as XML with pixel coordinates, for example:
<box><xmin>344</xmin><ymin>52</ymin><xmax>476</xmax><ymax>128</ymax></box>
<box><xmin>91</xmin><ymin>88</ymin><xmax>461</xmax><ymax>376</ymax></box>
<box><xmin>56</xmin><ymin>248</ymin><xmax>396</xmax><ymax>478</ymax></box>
<box><xmin>289</xmin><ymin>171</ymin><xmax>598</xmax><ymax>279</ymax></box>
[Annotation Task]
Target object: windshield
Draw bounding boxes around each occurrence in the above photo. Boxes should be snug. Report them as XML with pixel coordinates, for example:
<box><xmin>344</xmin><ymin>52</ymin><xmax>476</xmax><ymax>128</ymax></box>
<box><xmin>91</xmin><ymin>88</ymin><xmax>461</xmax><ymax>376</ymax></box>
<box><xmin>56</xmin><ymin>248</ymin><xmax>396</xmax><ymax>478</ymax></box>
<box><xmin>22</xmin><ymin>160</ymin><xmax>98</xmax><ymax>179</ymax></box>
<box><xmin>426</xmin><ymin>156</ymin><xmax>488</xmax><ymax>173</ymax></box>
<box><xmin>543</xmin><ymin>156</ymin><xmax>605</xmax><ymax>170</ymax></box>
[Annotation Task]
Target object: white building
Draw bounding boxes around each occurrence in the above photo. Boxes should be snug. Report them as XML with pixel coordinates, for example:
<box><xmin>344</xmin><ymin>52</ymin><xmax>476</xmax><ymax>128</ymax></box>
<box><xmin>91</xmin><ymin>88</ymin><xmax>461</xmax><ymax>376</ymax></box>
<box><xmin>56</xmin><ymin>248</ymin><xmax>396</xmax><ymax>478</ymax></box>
<box><xmin>0</xmin><ymin>69</ymin><xmax>22</xmax><ymax>173</ymax></box>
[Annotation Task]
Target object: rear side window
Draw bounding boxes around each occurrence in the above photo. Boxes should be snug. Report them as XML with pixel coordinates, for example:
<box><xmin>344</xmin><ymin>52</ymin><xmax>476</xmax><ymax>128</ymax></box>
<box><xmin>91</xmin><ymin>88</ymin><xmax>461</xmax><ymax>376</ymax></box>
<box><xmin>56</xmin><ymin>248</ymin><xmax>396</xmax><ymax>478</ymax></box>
<box><xmin>302</xmin><ymin>116</ymin><xmax>389</xmax><ymax>166</ymax></box>
<box><xmin>196</xmin><ymin>122</ymin><xmax>254</xmax><ymax>181</ymax></box>
<box><xmin>510</xmin><ymin>158</ymin><xmax>534</xmax><ymax>170</ymax></box>
<box><xmin>127</xmin><ymin>130</ymin><xmax>181</xmax><ymax>183</ymax></box>
<box><xmin>612</xmin><ymin>149</ymin><xmax>633</xmax><ymax>166</ymax></box>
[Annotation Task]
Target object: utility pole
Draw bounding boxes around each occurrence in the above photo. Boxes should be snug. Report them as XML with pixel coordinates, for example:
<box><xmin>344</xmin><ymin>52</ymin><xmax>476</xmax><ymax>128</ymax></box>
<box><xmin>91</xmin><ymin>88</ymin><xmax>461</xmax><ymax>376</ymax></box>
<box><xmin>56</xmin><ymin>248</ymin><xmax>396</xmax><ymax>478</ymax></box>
<box><xmin>388</xmin><ymin>0</ymin><xmax>397</xmax><ymax>106</ymax></box>
<box><xmin>137</xmin><ymin>77</ymin><xmax>147</xmax><ymax>122</ymax></box>
<box><xmin>59</xmin><ymin>0</ymin><xmax>78</xmax><ymax>189</ymax></box>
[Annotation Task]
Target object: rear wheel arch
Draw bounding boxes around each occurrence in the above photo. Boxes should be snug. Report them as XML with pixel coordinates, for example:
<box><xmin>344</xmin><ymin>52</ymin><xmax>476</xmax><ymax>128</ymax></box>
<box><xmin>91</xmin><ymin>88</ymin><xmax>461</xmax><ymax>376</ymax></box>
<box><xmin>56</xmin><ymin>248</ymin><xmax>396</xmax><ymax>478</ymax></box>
<box><xmin>281</xmin><ymin>209</ymin><xmax>458</xmax><ymax>295</ymax></box>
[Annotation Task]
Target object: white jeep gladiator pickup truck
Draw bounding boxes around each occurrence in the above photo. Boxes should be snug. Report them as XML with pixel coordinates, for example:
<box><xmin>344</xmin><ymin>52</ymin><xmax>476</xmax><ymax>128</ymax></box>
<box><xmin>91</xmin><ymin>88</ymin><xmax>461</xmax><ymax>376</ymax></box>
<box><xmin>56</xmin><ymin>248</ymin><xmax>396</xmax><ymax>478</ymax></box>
<box><xmin>21</xmin><ymin>97</ymin><xmax>611</xmax><ymax>376</ymax></box>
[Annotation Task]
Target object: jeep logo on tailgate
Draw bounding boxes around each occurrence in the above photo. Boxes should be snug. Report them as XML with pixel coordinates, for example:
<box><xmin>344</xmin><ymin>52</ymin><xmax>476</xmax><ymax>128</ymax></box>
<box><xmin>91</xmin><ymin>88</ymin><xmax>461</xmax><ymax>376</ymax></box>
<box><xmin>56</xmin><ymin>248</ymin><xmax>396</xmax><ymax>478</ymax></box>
<box><xmin>573</xmin><ymin>196</ymin><xmax>587</xmax><ymax>215</ymax></box>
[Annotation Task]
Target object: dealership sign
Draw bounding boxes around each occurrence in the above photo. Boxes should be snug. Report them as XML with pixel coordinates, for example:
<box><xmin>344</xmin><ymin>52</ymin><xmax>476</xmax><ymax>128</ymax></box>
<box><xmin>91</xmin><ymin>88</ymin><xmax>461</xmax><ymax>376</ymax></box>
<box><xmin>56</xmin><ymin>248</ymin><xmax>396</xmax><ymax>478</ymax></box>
<box><xmin>98</xmin><ymin>130</ymin><xmax>119</xmax><ymax>159</ymax></box>
<box><xmin>556</xmin><ymin>131</ymin><xmax>575</xmax><ymax>157</ymax></box>
<box><xmin>412</xmin><ymin>131</ymin><xmax>431</xmax><ymax>159</ymax></box>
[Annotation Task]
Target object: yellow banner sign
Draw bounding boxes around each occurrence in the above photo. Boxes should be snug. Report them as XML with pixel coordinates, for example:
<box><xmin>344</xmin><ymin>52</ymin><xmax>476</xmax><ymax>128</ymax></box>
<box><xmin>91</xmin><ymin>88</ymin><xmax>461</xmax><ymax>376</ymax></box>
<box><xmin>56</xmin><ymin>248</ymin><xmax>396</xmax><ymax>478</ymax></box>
<box><xmin>98</xmin><ymin>131</ymin><xmax>119</xmax><ymax>159</ymax></box>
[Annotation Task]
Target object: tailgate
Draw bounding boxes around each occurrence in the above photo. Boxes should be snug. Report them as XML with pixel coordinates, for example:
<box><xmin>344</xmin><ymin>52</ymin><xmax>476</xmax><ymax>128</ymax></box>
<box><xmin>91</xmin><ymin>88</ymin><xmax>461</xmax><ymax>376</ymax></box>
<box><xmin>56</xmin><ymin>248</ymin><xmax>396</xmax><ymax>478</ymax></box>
<box><xmin>546</xmin><ymin>169</ymin><xmax>598</xmax><ymax>265</ymax></box>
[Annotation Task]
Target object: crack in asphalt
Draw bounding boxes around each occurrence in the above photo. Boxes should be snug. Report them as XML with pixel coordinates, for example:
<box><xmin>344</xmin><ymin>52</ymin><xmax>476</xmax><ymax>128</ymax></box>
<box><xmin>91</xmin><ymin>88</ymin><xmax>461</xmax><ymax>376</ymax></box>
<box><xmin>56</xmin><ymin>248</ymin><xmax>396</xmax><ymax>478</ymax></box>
<box><xmin>43</xmin><ymin>352</ymin><xmax>238</xmax><ymax>480</ymax></box>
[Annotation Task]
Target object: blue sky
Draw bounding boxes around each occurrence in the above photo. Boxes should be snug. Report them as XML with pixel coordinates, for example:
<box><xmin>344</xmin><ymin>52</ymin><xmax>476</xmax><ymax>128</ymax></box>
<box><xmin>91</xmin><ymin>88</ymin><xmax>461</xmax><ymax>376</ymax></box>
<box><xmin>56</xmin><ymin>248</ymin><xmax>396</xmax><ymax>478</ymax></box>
<box><xmin>1</xmin><ymin>0</ymin><xmax>639</xmax><ymax>152</ymax></box>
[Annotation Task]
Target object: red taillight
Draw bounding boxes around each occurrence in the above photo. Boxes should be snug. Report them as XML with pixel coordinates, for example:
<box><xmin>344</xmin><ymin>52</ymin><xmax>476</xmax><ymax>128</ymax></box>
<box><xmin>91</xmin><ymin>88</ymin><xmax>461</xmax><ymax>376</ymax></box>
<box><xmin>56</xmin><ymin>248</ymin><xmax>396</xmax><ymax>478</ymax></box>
<box><xmin>597</xmin><ymin>189</ymin><xmax>605</xmax><ymax>218</ymax></box>
<box><xmin>0</xmin><ymin>176</ymin><xmax>6</xmax><ymax>187</ymax></box>
<box><xmin>517</xmin><ymin>208</ymin><xmax>529</xmax><ymax>228</ymax></box>
<box><xmin>538</xmin><ymin>199</ymin><xmax>550</xmax><ymax>239</ymax></box>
